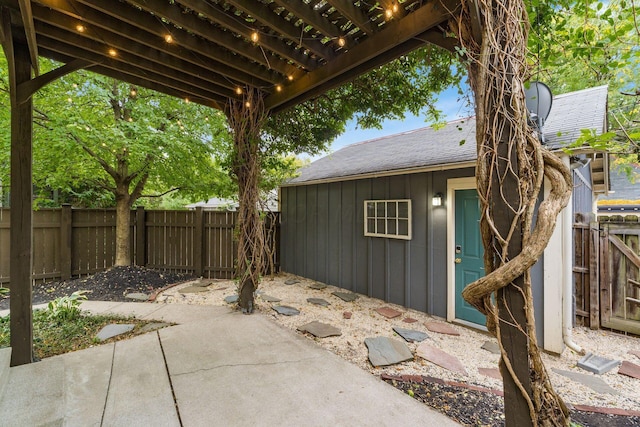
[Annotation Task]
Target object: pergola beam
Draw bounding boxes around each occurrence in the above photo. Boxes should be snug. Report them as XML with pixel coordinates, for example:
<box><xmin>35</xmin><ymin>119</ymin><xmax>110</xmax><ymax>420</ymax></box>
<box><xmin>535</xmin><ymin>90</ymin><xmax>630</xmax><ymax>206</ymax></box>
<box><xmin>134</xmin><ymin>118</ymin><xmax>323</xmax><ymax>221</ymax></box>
<box><xmin>17</xmin><ymin>0</ymin><xmax>38</xmax><ymax>74</ymax></box>
<box><xmin>324</xmin><ymin>0</ymin><xmax>376</xmax><ymax>35</ymax></box>
<box><xmin>266</xmin><ymin>0</ymin><xmax>458</xmax><ymax>110</ymax></box>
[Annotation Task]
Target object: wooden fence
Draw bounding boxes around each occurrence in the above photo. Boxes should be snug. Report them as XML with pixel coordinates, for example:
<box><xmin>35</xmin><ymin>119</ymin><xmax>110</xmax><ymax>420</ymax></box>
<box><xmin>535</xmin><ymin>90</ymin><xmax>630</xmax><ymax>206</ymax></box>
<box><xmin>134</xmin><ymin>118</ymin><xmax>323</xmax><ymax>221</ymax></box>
<box><xmin>0</xmin><ymin>206</ymin><xmax>280</xmax><ymax>286</ymax></box>
<box><xmin>574</xmin><ymin>214</ymin><xmax>640</xmax><ymax>335</ymax></box>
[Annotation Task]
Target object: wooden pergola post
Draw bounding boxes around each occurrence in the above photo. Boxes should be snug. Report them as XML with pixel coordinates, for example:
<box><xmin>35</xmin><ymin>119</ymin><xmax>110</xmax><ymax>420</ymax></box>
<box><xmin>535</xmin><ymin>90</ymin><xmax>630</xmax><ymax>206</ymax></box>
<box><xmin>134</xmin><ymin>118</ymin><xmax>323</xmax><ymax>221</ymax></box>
<box><xmin>7</xmin><ymin>31</ymin><xmax>35</xmax><ymax>367</ymax></box>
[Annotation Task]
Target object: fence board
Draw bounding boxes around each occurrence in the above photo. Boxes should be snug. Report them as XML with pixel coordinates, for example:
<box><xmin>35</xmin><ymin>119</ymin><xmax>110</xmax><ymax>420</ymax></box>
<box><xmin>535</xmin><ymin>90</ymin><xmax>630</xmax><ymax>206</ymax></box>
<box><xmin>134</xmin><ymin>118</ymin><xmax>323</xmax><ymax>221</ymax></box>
<box><xmin>0</xmin><ymin>207</ymin><xmax>279</xmax><ymax>286</ymax></box>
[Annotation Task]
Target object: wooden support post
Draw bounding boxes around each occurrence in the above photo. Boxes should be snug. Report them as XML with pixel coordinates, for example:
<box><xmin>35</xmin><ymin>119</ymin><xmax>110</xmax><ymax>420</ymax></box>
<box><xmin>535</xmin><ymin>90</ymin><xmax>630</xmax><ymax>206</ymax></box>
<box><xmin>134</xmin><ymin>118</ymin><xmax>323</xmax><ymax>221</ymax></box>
<box><xmin>194</xmin><ymin>207</ymin><xmax>204</xmax><ymax>277</ymax></box>
<box><xmin>60</xmin><ymin>204</ymin><xmax>72</xmax><ymax>280</ymax></box>
<box><xmin>135</xmin><ymin>206</ymin><xmax>145</xmax><ymax>266</ymax></box>
<box><xmin>9</xmin><ymin>44</ymin><xmax>34</xmax><ymax>366</ymax></box>
<box><xmin>589</xmin><ymin>222</ymin><xmax>600</xmax><ymax>329</ymax></box>
<box><xmin>494</xmin><ymin>130</ymin><xmax>534</xmax><ymax>427</ymax></box>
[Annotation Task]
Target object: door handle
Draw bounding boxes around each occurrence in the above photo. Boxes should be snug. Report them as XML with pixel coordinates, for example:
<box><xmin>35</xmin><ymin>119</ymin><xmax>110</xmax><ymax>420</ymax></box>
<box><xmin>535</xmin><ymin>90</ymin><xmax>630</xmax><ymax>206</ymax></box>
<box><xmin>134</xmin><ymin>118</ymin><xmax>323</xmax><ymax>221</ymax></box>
<box><xmin>455</xmin><ymin>258</ymin><xmax>462</xmax><ymax>264</ymax></box>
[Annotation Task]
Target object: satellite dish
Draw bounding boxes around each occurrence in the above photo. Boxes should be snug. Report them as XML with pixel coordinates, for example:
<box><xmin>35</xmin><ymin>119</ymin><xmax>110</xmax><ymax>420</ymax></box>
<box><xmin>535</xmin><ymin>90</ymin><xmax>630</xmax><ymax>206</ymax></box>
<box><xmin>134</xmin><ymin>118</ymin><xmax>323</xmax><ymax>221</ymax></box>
<box><xmin>524</xmin><ymin>81</ymin><xmax>553</xmax><ymax>142</ymax></box>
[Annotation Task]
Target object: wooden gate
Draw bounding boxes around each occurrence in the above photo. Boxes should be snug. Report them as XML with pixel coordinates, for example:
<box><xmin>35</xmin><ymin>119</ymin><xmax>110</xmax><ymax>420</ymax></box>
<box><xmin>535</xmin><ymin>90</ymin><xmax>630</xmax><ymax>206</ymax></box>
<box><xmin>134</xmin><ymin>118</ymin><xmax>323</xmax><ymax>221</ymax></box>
<box><xmin>599</xmin><ymin>222</ymin><xmax>640</xmax><ymax>335</ymax></box>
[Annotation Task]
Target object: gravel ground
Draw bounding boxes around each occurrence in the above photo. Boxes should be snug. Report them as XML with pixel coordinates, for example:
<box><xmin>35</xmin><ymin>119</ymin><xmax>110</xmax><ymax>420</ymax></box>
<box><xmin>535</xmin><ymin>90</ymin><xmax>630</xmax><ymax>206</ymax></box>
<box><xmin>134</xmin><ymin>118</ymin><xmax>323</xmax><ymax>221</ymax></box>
<box><xmin>157</xmin><ymin>273</ymin><xmax>640</xmax><ymax>421</ymax></box>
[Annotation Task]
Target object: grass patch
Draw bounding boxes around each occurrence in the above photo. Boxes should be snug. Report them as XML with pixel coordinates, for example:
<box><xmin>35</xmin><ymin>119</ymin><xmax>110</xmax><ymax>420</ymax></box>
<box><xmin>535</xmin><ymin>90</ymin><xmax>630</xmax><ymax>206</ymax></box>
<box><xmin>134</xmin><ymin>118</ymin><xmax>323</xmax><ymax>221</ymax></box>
<box><xmin>0</xmin><ymin>308</ymin><xmax>160</xmax><ymax>359</ymax></box>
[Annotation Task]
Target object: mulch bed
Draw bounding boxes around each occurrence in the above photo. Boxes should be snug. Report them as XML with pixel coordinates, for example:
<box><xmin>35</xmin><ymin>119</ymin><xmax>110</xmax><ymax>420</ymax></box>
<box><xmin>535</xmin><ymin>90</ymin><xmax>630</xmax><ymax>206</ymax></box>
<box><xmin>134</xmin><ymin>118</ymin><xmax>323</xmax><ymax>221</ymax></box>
<box><xmin>0</xmin><ymin>266</ymin><xmax>193</xmax><ymax>311</ymax></box>
<box><xmin>382</xmin><ymin>374</ymin><xmax>640</xmax><ymax>427</ymax></box>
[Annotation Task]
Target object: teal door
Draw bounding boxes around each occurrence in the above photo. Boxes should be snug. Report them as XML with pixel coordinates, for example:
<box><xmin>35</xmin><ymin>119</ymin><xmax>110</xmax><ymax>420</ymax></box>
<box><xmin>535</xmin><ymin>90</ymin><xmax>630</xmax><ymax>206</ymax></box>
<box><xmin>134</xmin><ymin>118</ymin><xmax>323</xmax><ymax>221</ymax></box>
<box><xmin>454</xmin><ymin>189</ymin><xmax>486</xmax><ymax>325</ymax></box>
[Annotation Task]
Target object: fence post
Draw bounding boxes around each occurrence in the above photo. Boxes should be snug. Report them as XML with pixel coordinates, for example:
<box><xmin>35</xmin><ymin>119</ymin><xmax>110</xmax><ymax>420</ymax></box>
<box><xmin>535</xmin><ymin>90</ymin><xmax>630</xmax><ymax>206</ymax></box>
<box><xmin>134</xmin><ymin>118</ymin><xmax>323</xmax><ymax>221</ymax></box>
<box><xmin>194</xmin><ymin>207</ymin><xmax>204</xmax><ymax>277</ymax></box>
<box><xmin>589</xmin><ymin>221</ymin><xmax>600</xmax><ymax>329</ymax></box>
<box><xmin>599</xmin><ymin>223</ymin><xmax>611</xmax><ymax>326</ymax></box>
<box><xmin>135</xmin><ymin>206</ymin><xmax>146</xmax><ymax>266</ymax></box>
<box><xmin>60</xmin><ymin>204</ymin><xmax>72</xmax><ymax>280</ymax></box>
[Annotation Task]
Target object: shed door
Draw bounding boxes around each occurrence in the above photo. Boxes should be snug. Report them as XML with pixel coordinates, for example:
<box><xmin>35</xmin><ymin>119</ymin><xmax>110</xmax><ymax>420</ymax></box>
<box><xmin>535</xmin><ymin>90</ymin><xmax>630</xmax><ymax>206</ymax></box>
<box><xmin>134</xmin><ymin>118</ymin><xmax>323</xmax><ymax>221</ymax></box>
<box><xmin>454</xmin><ymin>189</ymin><xmax>486</xmax><ymax>325</ymax></box>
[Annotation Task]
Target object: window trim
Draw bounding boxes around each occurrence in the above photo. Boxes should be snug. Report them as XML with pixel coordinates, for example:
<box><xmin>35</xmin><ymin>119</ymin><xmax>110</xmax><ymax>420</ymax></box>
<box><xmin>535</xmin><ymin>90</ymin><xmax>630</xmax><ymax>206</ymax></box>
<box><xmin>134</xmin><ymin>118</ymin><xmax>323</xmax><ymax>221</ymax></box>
<box><xmin>363</xmin><ymin>199</ymin><xmax>412</xmax><ymax>240</ymax></box>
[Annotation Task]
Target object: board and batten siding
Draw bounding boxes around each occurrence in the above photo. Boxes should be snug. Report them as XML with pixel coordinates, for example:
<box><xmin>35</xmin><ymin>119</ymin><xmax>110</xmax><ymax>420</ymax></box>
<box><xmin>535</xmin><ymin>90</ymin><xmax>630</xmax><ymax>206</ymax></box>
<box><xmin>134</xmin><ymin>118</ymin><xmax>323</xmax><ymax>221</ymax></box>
<box><xmin>281</xmin><ymin>168</ymin><xmax>474</xmax><ymax>318</ymax></box>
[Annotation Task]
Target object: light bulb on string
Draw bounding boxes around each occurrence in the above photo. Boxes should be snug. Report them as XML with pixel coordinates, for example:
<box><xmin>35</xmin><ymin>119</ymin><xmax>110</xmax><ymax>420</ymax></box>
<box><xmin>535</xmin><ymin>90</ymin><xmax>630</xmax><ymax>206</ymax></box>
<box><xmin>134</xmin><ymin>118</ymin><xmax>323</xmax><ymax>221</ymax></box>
<box><xmin>276</xmin><ymin>84</ymin><xmax>282</xmax><ymax>92</ymax></box>
<box><xmin>251</xmin><ymin>31</ymin><xmax>259</xmax><ymax>43</ymax></box>
<box><xmin>108</xmin><ymin>48</ymin><xmax>117</xmax><ymax>57</ymax></box>
<box><xmin>337</xmin><ymin>37</ymin><xmax>346</xmax><ymax>47</ymax></box>
<box><xmin>385</xmin><ymin>8</ymin><xmax>393</xmax><ymax>19</ymax></box>
<box><xmin>235</xmin><ymin>87</ymin><xmax>243</xmax><ymax>95</ymax></box>
<box><xmin>76</xmin><ymin>24</ymin><xmax>85</xmax><ymax>33</ymax></box>
<box><xmin>164</xmin><ymin>34</ymin><xmax>173</xmax><ymax>43</ymax></box>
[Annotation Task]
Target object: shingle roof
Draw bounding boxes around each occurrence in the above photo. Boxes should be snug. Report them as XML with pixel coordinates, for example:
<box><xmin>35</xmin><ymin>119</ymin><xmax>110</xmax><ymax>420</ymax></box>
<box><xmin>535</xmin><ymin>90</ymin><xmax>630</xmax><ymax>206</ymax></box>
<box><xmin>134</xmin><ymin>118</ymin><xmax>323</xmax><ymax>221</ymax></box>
<box><xmin>286</xmin><ymin>85</ymin><xmax>608</xmax><ymax>186</ymax></box>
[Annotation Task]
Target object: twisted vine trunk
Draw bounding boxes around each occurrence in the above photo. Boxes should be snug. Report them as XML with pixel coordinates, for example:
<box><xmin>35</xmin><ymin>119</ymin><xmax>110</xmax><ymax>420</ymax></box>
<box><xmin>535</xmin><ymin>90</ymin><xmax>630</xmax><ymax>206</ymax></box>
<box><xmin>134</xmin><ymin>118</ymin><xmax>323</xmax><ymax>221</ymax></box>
<box><xmin>228</xmin><ymin>89</ymin><xmax>267</xmax><ymax>313</ymax></box>
<box><xmin>453</xmin><ymin>0</ymin><xmax>573</xmax><ymax>425</ymax></box>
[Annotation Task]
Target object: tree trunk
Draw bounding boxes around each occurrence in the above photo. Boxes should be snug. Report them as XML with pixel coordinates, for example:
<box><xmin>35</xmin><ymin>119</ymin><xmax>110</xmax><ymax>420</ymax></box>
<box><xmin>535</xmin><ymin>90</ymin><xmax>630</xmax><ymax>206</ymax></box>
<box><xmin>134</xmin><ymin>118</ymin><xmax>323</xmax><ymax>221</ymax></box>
<box><xmin>114</xmin><ymin>184</ymin><xmax>131</xmax><ymax>266</ymax></box>
<box><xmin>455</xmin><ymin>0</ymin><xmax>573</xmax><ymax>424</ymax></box>
<box><xmin>227</xmin><ymin>89</ymin><xmax>268</xmax><ymax>313</ymax></box>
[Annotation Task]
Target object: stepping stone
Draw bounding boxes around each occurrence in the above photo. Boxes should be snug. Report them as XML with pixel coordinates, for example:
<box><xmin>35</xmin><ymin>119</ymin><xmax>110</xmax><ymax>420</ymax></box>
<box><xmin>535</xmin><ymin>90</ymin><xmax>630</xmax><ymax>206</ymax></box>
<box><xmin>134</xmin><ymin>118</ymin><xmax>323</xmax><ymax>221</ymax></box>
<box><xmin>332</xmin><ymin>291</ymin><xmax>358</xmax><ymax>302</ymax></box>
<box><xmin>125</xmin><ymin>292</ymin><xmax>149</xmax><ymax>301</ymax></box>
<box><xmin>478</xmin><ymin>367</ymin><xmax>502</xmax><ymax>380</ymax></box>
<box><xmin>297</xmin><ymin>321</ymin><xmax>342</xmax><ymax>338</ymax></box>
<box><xmin>629</xmin><ymin>349</ymin><xmax>640</xmax><ymax>360</ymax></box>
<box><xmin>224</xmin><ymin>295</ymin><xmax>239</xmax><ymax>304</ymax></box>
<box><xmin>343</xmin><ymin>311</ymin><xmax>352</xmax><ymax>319</ymax></box>
<box><xmin>138</xmin><ymin>322</ymin><xmax>171</xmax><ymax>334</ymax></box>
<box><xmin>180</xmin><ymin>285</ymin><xmax>210</xmax><ymax>294</ymax></box>
<box><xmin>96</xmin><ymin>324</ymin><xmax>135</xmax><ymax>342</ymax></box>
<box><xmin>212</xmin><ymin>286</ymin><xmax>228</xmax><ymax>291</ymax></box>
<box><xmin>308</xmin><ymin>282</ymin><xmax>327</xmax><ymax>290</ymax></box>
<box><xmin>481</xmin><ymin>341</ymin><xmax>501</xmax><ymax>355</ymax></box>
<box><xmin>393</xmin><ymin>327</ymin><xmax>428</xmax><ymax>343</ymax></box>
<box><xmin>307</xmin><ymin>298</ymin><xmax>330</xmax><ymax>307</ymax></box>
<box><xmin>375</xmin><ymin>307</ymin><xmax>402</xmax><ymax>319</ymax></box>
<box><xmin>190</xmin><ymin>280</ymin><xmax>212</xmax><ymax>287</ymax></box>
<box><xmin>364</xmin><ymin>337</ymin><xmax>413</xmax><ymax>367</ymax></box>
<box><xmin>284</xmin><ymin>279</ymin><xmax>299</xmax><ymax>285</ymax></box>
<box><xmin>403</xmin><ymin>317</ymin><xmax>418</xmax><ymax>323</ymax></box>
<box><xmin>272</xmin><ymin>305</ymin><xmax>300</xmax><ymax>316</ymax></box>
<box><xmin>416</xmin><ymin>342</ymin><xmax>468</xmax><ymax>375</ymax></box>
<box><xmin>618</xmin><ymin>361</ymin><xmax>640</xmax><ymax>380</ymax></box>
<box><xmin>577</xmin><ymin>353</ymin><xmax>620</xmax><ymax>375</ymax></box>
<box><xmin>552</xmin><ymin>368</ymin><xmax>620</xmax><ymax>395</ymax></box>
<box><xmin>260</xmin><ymin>294</ymin><xmax>282</xmax><ymax>302</ymax></box>
<box><xmin>424</xmin><ymin>322</ymin><xmax>460</xmax><ymax>336</ymax></box>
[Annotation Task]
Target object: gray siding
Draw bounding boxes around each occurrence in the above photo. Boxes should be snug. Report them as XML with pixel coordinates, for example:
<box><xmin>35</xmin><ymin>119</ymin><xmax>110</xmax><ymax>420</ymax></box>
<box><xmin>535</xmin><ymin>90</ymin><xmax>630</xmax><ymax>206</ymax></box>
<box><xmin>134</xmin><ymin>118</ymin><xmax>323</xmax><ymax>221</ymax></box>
<box><xmin>281</xmin><ymin>168</ymin><xmax>548</xmax><ymax>345</ymax></box>
<box><xmin>281</xmin><ymin>168</ymin><xmax>475</xmax><ymax>319</ymax></box>
<box><xmin>573</xmin><ymin>166</ymin><xmax>593</xmax><ymax>216</ymax></box>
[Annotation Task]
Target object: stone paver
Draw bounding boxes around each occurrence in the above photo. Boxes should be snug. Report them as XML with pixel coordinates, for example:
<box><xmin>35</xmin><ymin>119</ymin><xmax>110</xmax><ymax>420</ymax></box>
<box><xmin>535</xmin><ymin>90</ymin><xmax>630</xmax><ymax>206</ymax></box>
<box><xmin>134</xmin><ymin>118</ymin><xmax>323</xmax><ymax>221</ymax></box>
<box><xmin>284</xmin><ymin>279</ymin><xmax>299</xmax><ymax>285</ymax></box>
<box><xmin>179</xmin><ymin>285</ymin><xmax>210</xmax><ymax>294</ymax></box>
<box><xmin>552</xmin><ymin>368</ymin><xmax>620</xmax><ymax>395</ymax></box>
<box><xmin>618</xmin><ymin>361</ymin><xmax>640</xmax><ymax>380</ymax></box>
<box><xmin>308</xmin><ymin>283</ymin><xmax>327</xmax><ymax>290</ymax></box>
<box><xmin>259</xmin><ymin>294</ymin><xmax>282</xmax><ymax>302</ymax></box>
<box><xmin>375</xmin><ymin>307</ymin><xmax>402</xmax><ymax>319</ymax></box>
<box><xmin>96</xmin><ymin>324</ymin><xmax>135</xmax><ymax>341</ymax></box>
<box><xmin>125</xmin><ymin>292</ymin><xmax>149</xmax><ymax>301</ymax></box>
<box><xmin>424</xmin><ymin>322</ymin><xmax>460</xmax><ymax>336</ymax></box>
<box><xmin>481</xmin><ymin>340</ymin><xmax>501</xmax><ymax>355</ymax></box>
<box><xmin>272</xmin><ymin>305</ymin><xmax>300</xmax><ymax>316</ymax></box>
<box><xmin>403</xmin><ymin>317</ymin><xmax>418</xmax><ymax>323</ymax></box>
<box><xmin>364</xmin><ymin>337</ymin><xmax>413</xmax><ymax>367</ymax></box>
<box><xmin>343</xmin><ymin>312</ymin><xmax>352</xmax><ymax>319</ymax></box>
<box><xmin>297</xmin><ymin>321</ymin><xmax>342</xmax><ymax>338</ymax></box>
<box><xmin>577</xmin><ymin>353</ymin><xmax>620</xmax><ymax>375</ymax></box>
<box><xmin>416</xmin><ymin>342</ymin><xmax>467</xmax><ymax>375</ymax></box>
<box><xmin>224</xmin><ymin>295</ymin><xmax>239</xmax><ymax>304</ymax></box>
<box><xmin>628</xmin><ymin>349</ymin><xmax>640</xmax><ymax>360</ymax></box>
<box><xmin>307</xmin><ymin>298</ymin><xmax>330</xmax><ymax>307</ymax></box>
<box><xmin>332</xmin><ymin>291</ymin><xmax>358</xmax><ymax>302</ymax></box>
<box><xmin>478</xmin><ymin>367</ymin><xmax>502</xmax><ymax>380</ymax></box>
<box><xmin>393</xmin><ymin>327</ymin><xmax>428</xmax><ymax>343</ymax></box>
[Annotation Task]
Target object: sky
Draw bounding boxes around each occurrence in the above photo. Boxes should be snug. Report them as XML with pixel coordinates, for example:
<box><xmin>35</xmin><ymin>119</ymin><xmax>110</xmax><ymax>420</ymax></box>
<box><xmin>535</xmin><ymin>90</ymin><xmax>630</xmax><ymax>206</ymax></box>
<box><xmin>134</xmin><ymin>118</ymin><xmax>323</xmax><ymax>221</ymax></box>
<box><xmin>317</xmin><ymin>85</ymin><xmax>475</xmax><ymax>159</ymax></box>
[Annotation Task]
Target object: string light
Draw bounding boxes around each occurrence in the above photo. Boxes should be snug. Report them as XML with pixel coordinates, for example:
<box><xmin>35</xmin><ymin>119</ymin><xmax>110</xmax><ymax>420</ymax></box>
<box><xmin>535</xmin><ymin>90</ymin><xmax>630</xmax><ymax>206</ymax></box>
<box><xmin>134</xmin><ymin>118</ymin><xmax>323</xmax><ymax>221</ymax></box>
<box><xmin>287</xmin><ymin>75</ymin><xmax>293</xmax><ymax>81</ymax></box>
<box><xmin>337</xmin><ymin>37</ymin><xmax>346</xmax><ymax>47</ymax></box>
<box><xmin>76</xmin><ymin>24</ymin><xmax>85</xmax><ymax>33</ymax></box>
<box><xmin>184</xmin><ymin>97</ymin><xmax>190</xmax><ymax>103</ymax></box>
<box><xmin>72</xmin><ymin>83</ymin><xmax>78</xmax><ymax>88</ymax></box>
<box><xmin>392</xmin><ymin>3</ymin><xmax>399</xmax><ymax>13</ymax></box>
<box><xmin>235</xmin><ymin>87</ymin><xmax>243</xmax><ymax>95</ymax></box>
<box><xmin>251</xmin><ymin>31</ymin><xmax>259</xmax><ymax>43</ymax></box>
<box><xmin>127</xmin><ymin>117</ymin><xmax>133</xmax><ymax>122</ymax></box>
<box><xmin>385</xmin><ymin>8</ymin><xmax>393</xmax><ymax>19</ymax></box>
<box><xmin>276</xmin><ymin>84</ymin><xmax>282</xmax><ymax>92</ymax></box>
<box><xmin>108</xmin><ymin>48</ymin><xmax>117</xmax><ymax>57</ymax></box>
<box><xmin>164</xmin><ymin>34</ymin><xmax>173</xmax><ymax>43</ymax></box>
<box><xmin>130</xmin><ymin>88</ymin><xmax>137</xmax><ymax>97</ymax></box>
<box><xmin>245</xmin><ymin>101</ymin><xmax>251</xmax><ymax>108</ymax></box>
<box><xmin>67</xmin><ymin>97</ymin><xmax>73</xmax><ymax>103</ymax></box>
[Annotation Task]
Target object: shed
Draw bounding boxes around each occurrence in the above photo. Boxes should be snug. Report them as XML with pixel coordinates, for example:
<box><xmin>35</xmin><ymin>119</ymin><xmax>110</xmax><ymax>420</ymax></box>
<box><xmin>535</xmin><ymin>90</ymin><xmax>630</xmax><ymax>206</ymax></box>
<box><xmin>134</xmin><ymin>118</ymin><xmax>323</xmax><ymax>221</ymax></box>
<box><xmin>280</xmin><ymin>85</ymin><xmax>609</xmax><ymax>353</ymax></box>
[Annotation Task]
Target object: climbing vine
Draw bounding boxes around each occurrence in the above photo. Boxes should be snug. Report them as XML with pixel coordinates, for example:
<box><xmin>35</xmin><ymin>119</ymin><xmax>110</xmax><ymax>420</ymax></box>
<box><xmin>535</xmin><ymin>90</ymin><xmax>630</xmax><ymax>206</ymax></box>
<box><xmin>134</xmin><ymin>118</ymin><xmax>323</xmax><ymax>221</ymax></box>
<box><xmin>452</xmin><ymin>0</ymin><xmax>573</xmax><ymax>424</ymax></box>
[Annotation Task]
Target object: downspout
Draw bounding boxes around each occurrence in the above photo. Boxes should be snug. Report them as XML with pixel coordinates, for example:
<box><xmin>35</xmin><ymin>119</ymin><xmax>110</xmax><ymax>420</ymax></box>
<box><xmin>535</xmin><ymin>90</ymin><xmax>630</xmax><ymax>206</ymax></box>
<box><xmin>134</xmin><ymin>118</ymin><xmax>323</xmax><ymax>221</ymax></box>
<box><xmin>562</xmin><ymin>156</ymin><xmax>585</xmax><ymax>354</ymax></box>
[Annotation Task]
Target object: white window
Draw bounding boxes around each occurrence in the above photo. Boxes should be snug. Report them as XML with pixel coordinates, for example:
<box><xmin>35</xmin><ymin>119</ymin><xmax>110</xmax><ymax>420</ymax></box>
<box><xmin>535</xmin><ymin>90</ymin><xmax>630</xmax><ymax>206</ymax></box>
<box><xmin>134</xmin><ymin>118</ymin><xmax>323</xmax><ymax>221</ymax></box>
<box><xmin>364</xmin><ymin>199</ymin><xmax>411</xmax><ymax>240</ymax></box>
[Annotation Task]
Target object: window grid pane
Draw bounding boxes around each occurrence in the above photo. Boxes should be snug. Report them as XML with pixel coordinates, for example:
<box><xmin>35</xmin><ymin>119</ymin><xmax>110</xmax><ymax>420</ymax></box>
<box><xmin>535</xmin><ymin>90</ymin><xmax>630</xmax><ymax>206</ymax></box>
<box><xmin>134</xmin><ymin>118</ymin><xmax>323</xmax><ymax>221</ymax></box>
<box><xmin>363</xmin><ymin>199</ymin><xmax>411</xmax><ymax>240</ymax></box>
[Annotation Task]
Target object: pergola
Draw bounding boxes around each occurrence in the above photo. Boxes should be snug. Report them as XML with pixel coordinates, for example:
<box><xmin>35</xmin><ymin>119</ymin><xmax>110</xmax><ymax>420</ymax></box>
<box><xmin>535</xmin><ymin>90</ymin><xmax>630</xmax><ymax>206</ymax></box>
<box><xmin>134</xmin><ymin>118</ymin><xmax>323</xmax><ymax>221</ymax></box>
<box><xmin>0</xmin><ymin>0</ymin><xmax>472</xmax><ymax>366</ymax></box>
